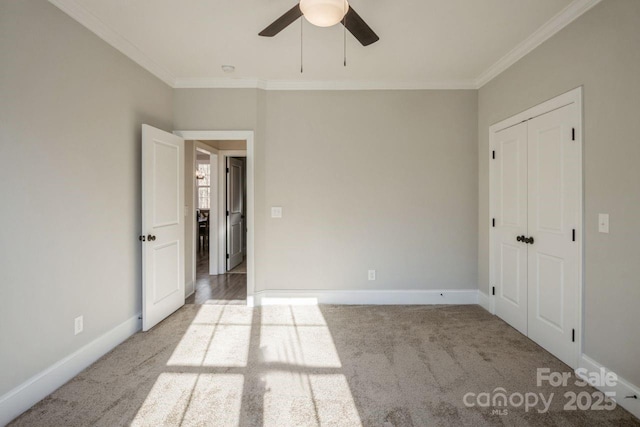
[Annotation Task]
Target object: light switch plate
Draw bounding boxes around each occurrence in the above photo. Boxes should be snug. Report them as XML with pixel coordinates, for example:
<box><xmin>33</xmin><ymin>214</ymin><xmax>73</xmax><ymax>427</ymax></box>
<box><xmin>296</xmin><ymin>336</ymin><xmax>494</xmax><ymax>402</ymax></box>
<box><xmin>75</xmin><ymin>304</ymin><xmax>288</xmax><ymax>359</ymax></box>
<box><xmin>368</xmin><ymin>270</ymin><xmax>376</xmax><ymax>281</ymax></box>
<box><xmin>271</xmin><ymin>206</ymin><xmax>283</xmax><ymax>218</ymax></box>
<box><xmin>598</xmin><ymin>214</ymin><xmax>609</xmax><ymax>233</ymax></box>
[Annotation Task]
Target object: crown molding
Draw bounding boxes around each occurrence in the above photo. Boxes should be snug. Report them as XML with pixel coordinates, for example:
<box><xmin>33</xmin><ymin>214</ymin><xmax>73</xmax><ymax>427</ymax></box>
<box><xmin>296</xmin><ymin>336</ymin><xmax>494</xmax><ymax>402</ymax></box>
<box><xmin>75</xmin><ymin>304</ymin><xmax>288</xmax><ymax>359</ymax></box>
<box><xmin>173</xmin><ymin>78</ymin><xmax>267</xmax><ymax>90</ymax></box>
<box><xmin>173</xmin><ymin>78</ymin><xmax>477</xmax><ymax>91</ymax></box>
<box><xmin>48</xmin><ymin>0</ymin><xmax>176</xmax><ymax>87</ymax></box>
<box><xmin>475</xmin><ymin>0</ymin><xmax>602</xmax><ymax>88</ymax></box>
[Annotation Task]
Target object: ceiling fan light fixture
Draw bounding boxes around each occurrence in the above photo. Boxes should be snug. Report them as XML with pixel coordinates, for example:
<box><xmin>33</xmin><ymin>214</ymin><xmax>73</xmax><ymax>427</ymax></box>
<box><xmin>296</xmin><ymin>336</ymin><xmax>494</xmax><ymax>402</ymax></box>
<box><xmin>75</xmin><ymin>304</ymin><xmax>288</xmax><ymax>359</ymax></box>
<box><xmin>299</xmin><ymin>0</ymin><xmax>349</xmax><ymax>27</ymax></box>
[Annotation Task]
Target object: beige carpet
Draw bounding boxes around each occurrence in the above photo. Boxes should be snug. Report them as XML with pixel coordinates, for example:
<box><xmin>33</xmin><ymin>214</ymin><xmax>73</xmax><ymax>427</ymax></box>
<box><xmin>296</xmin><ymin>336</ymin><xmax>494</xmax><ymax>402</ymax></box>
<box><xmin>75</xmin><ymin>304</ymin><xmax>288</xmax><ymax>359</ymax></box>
<box><xmin>10</xmin><ymin>305</ymin><xmax>639</xmax><ymax>426</ymax></box>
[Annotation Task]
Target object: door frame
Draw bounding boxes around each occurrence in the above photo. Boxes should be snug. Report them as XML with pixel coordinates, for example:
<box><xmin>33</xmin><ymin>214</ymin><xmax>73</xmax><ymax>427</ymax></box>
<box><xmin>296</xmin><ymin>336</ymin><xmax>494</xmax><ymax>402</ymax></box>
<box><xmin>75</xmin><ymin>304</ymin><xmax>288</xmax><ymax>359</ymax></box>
<box><xmin>175</xmin><ymin>130</ymin><xmax>255</xmax><ymax>306</ymax></box>
<box><xmin>488</xmin><ymin>86</ymin><xmax>583</xmax><ymax>367</ymax></box>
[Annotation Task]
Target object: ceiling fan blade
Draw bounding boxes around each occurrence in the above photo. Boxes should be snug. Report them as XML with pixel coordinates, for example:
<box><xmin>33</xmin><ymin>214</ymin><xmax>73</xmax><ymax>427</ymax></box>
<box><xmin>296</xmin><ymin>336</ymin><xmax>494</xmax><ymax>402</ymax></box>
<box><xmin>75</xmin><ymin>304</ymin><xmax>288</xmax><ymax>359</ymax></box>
<box><xmin>343</xmin><ymin>6</ymin><xmax>379</xmax><ymax>46</ymax></box>
<box><xmin>259</xmin><ymin>4</ymin><xmax>303</xmax><ymax>37</ymax></box>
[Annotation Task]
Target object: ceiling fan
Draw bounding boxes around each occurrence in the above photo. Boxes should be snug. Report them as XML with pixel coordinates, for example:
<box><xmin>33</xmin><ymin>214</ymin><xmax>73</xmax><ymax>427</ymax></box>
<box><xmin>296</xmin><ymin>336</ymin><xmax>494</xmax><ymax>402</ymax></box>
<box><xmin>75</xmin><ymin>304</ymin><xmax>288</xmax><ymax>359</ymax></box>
<box><xmin>259</xmin><ymin>0</ymin><xmax>379</xmax><ymax>46</ymax></box>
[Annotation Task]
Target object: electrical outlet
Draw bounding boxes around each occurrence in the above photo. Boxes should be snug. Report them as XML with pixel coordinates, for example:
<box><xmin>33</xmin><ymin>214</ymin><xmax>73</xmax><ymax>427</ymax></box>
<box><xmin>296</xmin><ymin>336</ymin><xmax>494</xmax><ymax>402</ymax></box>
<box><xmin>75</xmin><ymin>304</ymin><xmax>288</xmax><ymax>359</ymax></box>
<box><xmin>74</xmin><ymin>316</ymin><xmax>83</xmax><ymax>335</ymax></box>
<box><xmin>368</xmin><ymin>270</ymin><xmax>376</xmax><ymax>281</ymax></box>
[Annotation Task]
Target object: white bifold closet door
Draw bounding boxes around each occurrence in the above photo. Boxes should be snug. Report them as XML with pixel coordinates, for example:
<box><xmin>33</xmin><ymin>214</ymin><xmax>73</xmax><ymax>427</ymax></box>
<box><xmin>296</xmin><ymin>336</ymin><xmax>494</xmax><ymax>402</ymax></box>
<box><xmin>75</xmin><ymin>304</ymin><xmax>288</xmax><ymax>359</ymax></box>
<box><xmin>526</xmin><ymin>104</ymin><xmax>580</xmax><ymax>366</ymax></box>
<box><xmin>494</xmin><ymin>103</ymin><xmax>580</xmax><ymax>368</ymax></box>
<box><xmin>494</xmin><ymin>122</ymin><xmax>529</xmax><ymax>335</ymax></box>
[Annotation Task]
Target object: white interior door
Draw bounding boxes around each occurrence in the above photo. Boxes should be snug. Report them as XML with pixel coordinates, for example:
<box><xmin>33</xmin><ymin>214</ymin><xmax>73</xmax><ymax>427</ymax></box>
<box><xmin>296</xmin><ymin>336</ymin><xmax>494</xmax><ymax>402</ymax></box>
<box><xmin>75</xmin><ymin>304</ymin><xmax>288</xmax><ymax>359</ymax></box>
<box><xmin>142</xmin><ymin>125</ymin><xmax>185</xmax><ymax>331</ymax></box>
<box><xmin>494</xmin><ymin>122</ymin><xmax>529</xmax><ymax>335</ymax></box>
<box><xmin>526</xmin><ymin>104</ymin><xmax>580</xmax><ymax>367</ymax></box>
<box><xmin>226</xmin><ymin>157</ymin><xmax>244</xmax><ymax>270</ymax></box>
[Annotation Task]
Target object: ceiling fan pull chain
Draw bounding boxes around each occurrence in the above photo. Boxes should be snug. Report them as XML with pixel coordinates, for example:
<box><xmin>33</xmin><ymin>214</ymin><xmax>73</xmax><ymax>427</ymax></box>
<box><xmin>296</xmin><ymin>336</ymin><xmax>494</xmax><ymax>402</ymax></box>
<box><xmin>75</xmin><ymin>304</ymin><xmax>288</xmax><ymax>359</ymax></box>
<box><xmin>300</xmin><ymin>18</ymin><xmax>304</xmax><ymax>73</ymax></box>
<box><xmin>343</xmin><ymin>15</ymin><xmax>347</xmax><ymax>67</ymax></box>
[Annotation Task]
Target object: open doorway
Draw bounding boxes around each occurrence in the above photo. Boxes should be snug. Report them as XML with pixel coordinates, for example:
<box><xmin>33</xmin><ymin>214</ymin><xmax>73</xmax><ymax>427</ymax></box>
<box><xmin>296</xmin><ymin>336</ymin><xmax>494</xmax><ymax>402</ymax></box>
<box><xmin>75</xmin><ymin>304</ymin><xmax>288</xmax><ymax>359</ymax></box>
<box><xmin>195</xmin><ymin>146</ymin><xmax>212</xmax><ymax>274</ymax></box>
<box><xmin>183</xmin><ymin>137</ymin><xmax>249</xmax><ymax>305</ymax></box>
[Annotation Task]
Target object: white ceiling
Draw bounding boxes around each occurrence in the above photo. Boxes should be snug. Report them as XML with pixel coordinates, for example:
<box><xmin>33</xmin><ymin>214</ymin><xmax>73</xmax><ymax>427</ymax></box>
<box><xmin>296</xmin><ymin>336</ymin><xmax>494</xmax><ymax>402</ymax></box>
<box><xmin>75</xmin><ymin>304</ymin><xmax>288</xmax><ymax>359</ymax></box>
<box><xmin>50</xmin><ymin>0</ymin><xmax>601</xmax><ymax>89</ymax></box>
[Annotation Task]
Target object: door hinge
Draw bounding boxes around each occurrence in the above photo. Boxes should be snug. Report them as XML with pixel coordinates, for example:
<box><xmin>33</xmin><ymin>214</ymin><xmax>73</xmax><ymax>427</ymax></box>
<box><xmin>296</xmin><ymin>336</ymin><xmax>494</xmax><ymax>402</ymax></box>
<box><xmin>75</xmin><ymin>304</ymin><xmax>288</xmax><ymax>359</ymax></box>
<box><xmin>226</xmin><ymin>254</ymin><xmax>229</xmax><ymax>259</ymax></box>
<box><xmin>572</xmin><ymin>128</ymin><xmax>576</xmax><ymax>141</ymax></box>
<box><xmin>226</xmin><ymin>210</ymin><xmax>229</xmax><ymax>216</ymax></box>
<box><xmin>572</xmin><ymin>329</ymin><xmax>575</xmax><ymax>342</ymax></box>
<box><xmin>492</xmin><ymin>286</ymin><xmax>495</xmax><ymax>296</ymax></box>
<box><xmin>572</xmin><ymin>229</ymin><xmax>576</xmax><ymax>242</ymax></box>
<box><xmin>492</xmin><ymin>150</ymin><xmax>496</xmax><ymax>159</ymax></box>
<box><xmin>226</xmin><ymin>167</ymin><xmax>230</xmax><ymax>173</ymax></box>
<box><xmin>492</xmin><ymin>218</ymin><xmax>496</xmax><ymax>228</ymax></box>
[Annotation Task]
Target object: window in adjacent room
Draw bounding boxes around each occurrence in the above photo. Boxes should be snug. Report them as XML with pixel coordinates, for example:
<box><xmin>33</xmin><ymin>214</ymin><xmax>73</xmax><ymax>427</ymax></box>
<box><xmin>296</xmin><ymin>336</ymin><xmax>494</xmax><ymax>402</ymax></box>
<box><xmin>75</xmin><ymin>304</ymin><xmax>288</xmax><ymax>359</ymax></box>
<box><xmin>197</xmin><ymin>162</ymin><xmax>211</xmax><ymax>209</ymax></box>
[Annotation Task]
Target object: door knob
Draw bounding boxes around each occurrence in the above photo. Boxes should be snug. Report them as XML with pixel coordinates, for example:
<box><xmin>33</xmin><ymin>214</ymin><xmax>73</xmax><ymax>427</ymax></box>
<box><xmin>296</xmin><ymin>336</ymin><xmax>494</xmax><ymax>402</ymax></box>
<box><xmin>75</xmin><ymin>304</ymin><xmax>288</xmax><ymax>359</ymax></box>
<box><xmin>516</xmin><ymin>235</ymin><xmax>525</xmax><ymax>242</ymax></box>
<box><xmin>147</xmin><ymin>234</ymin><xmax>156</xmax><ymax>241</ymax></box>
<box><xmin>527</xmin><ymin>236</ymin><xmax>534</xmax><ymax>244</ymax></box>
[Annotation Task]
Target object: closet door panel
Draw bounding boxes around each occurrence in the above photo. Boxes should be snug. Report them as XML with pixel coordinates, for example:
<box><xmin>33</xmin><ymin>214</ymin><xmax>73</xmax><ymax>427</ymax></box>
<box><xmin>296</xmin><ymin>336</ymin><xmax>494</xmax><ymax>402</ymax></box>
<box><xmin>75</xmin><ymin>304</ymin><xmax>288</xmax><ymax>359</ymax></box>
<box><xmin>493</xmin><ymin>122</ymin><xmax>529</xmax><ymax>335</ymax></box>
<box><xmin>527</xmin><ymin>103</ymin><xmax>580</xmax><ymax>367</ymax></box>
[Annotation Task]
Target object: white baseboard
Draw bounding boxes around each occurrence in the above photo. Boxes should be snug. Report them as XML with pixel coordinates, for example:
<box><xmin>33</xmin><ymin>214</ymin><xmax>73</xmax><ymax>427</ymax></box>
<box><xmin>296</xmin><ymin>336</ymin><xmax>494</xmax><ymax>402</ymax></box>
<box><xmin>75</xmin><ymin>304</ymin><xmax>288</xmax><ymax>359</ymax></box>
<box><xmin>0</xmin><ymin>313</ymin><xmax>142</xmax><ymax>426</ymax></box>
<box><xmin>184</xmin><ymin>279</ymin><xmax>195</xmax><ymax>299</ymax></box>
<box><xmin>254</xmin><ymin>289</ymin><xmax>479</xmax><ymax>306</ymax></box>
<box><xmin>246</xmin><ymin>295</ymin><xmax>255</xmax><ymax>308</ymax></box>
<box><xmin>576</xmin><ymin>354</ymin><xmax>640</xmax><ymax>420</ymax></box>
<box><xmin>478</xmin><ymin>290</ymin><xmax>491</xmax><ymax>313</ymax></box>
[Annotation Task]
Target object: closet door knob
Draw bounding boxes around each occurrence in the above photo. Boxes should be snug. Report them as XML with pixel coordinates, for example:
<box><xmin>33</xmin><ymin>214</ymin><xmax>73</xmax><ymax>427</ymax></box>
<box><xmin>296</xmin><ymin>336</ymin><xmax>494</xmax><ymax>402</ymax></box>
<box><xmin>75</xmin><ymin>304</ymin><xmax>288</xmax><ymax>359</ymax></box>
<box><xmin>147</xmin><ymin>234</ymin><xmax>156</xmax><ymax>241</ymax></box>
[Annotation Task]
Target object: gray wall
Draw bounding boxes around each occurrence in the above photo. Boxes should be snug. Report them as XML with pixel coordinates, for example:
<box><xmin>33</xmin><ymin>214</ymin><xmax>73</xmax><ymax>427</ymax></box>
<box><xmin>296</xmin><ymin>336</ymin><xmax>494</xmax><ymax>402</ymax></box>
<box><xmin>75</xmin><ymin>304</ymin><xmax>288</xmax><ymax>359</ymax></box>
<box><xmin>174</xmin><ymin>89</ymin><xmax>259</xmax><ymax>131</ymax></box>
<box><xmin>0</xmin><ymin>0</ymin><xmax>173</xmax><ymax>396</ymax></box>
<box><xmin>175</xmin><ymin>89</ymin><xmax>479</xmax><ymax>293</ymax></box>
<box><xmin>478</xmin><ymin>0</ymin><xmax>640</xmax><ymax>386</ymax></box>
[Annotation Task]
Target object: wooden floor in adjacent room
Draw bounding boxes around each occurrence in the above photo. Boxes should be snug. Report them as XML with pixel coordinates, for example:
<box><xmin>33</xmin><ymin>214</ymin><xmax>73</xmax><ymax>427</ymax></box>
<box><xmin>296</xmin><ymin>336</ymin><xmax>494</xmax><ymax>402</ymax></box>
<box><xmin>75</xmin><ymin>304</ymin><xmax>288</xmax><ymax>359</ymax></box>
<box><xmin>185</xmin><ymin>249</ymin><xmax>246</xmax><ymax>305</ymax></box>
